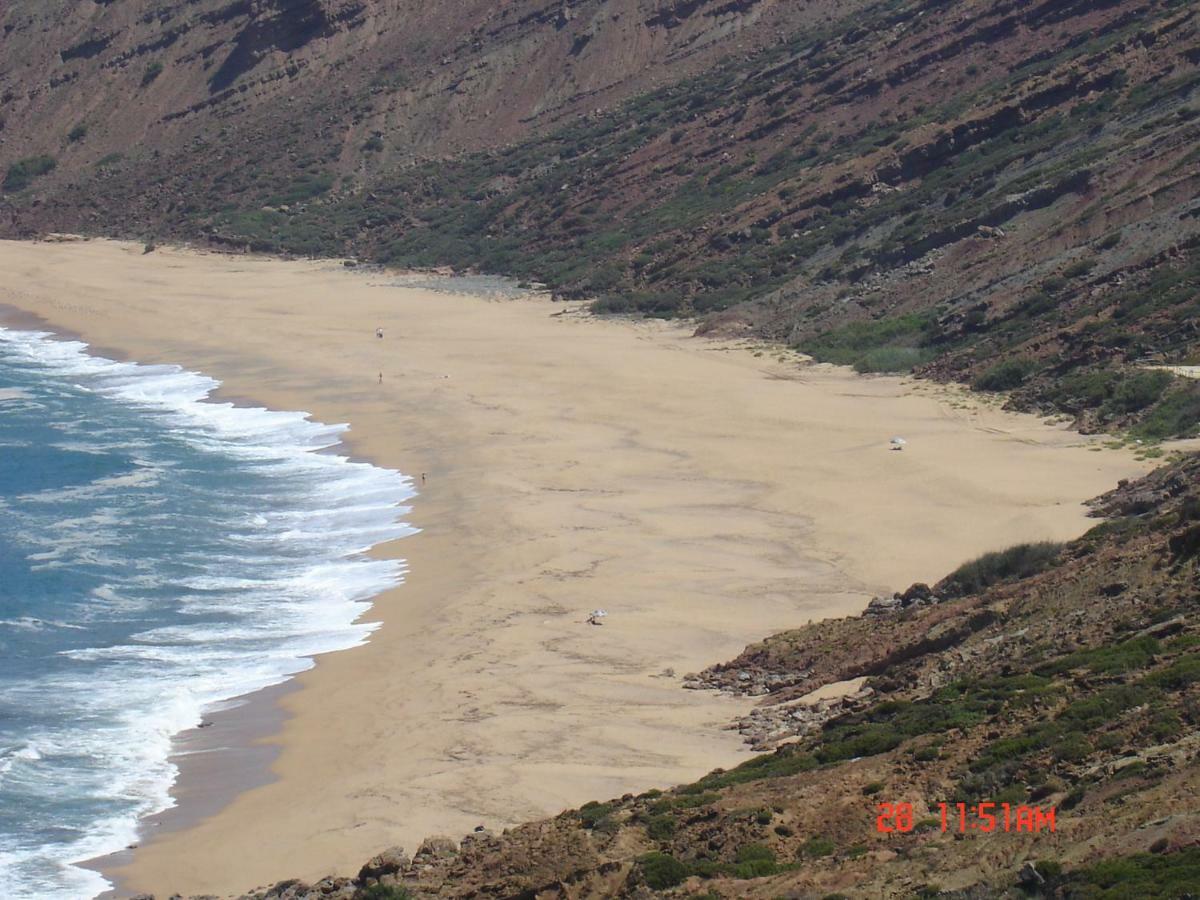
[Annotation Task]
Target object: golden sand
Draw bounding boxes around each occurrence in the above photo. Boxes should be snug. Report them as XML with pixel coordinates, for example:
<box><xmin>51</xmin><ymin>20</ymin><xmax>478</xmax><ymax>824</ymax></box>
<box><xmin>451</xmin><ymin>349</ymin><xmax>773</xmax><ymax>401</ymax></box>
<box><xmin>0</xmin><ymin>239</ymin><xmax>1154</xmax><ymax>897</ymax></box>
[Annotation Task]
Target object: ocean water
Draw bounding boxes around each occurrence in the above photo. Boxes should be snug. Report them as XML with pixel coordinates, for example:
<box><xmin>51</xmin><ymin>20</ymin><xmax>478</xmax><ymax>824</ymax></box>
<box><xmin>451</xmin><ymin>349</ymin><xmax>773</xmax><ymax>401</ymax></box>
<box><xmin>0</xmin><ymin>327</ymin><xmax>416</xmax><ymax>898</ymax></box>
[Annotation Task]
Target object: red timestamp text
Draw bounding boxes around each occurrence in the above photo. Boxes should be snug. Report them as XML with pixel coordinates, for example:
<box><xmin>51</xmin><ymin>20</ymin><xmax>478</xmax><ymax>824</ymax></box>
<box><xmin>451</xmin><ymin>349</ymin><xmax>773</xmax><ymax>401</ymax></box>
<box><xmin>876</xmin><ymin>802</ymin><xmax>1056</xmax><ymax>834</ymax></box>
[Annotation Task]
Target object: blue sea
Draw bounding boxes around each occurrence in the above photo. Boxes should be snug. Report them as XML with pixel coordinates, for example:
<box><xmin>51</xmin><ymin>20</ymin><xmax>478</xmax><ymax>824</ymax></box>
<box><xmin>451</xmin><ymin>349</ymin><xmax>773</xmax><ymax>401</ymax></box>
<box><xmin>0</xmin><ymin>327</ymin><xmax>416</xmax><ymax>897</ymax></box>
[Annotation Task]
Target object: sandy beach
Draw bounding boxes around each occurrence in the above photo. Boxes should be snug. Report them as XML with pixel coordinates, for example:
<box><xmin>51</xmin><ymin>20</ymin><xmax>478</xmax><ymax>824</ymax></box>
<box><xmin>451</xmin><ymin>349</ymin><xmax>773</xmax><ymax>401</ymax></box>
<box><xmin>0</xmin><ymin>238</ymin><xmax>1157</xmax><ymax>897</ymax></box>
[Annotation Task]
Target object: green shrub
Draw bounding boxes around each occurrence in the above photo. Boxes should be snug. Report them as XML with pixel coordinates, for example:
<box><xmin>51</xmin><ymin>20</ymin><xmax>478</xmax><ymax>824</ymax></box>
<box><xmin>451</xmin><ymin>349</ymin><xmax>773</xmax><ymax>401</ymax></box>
<box><xmin>141</xmin><ymin>60</ymin><xmax>164</xmax><ymax>86</ymax></box>
<box><xmin>802</xmin><ymin>837</ymin><xmax>835</xmax><ymax>858</ymax></box>
<box><xmin>736</xmin><ymin>844</ymin><xmax>775</xmax><ymax>864</ymax></box>
<box><xmin>973</xmin><ymin>357</ymin><xmax>1037</xmax><ymax>391</ymax></box>
<box><xmin>799</xmin><ymin>312</ymin><xmax>935</xmax><ymax>373</ymax></box>
<box><xmin>363</xmin><ymin>135</ymin><xmax>385</xmax><ymax>152</ymax></box>
<box><xmin>1041</xmin><ymin>636</ymin><xmax>1160</xmax><ymax>675</ymax></box>
<box><xmin>686</xmin><ymin>748</ymin><xmax>817</xmax><ymax>790</ymax></box>
<box><xmin>1147</xmin><ymin>655</ymin><xmax>1200</xmax><ymax>690</ymax></box>
<box><xmin>939</xmin><ymin>541</ymin><xmax>1063</xmax><ymax>597</ymax></box>
<box><xmin>1064</xmin><ymin>258</ymin><xmax>1097</xmax><ymax>278</ymax></box>
<box><xmin>733</xmin><ymin>858</ymin><xmax>779</xmax><ymax>878</ymax></box>
<box><xmin>1036</xmin><ymin>859</ymin><xmax>1064</xmax><ymax>881</ymax></box>
<box><xmin>645</xmin><ymin>813</ymin><xmax>676</xmax><ymax>840</ymax></box>
<box><xmin>268</xmin><ymin>173</ymin><xmax>335</xmax><ymax>205</ymax></box>
<box><xmin>638</xmin><ymin>852</ymin><xmax>689</xmax><ymax>890</ymax></box>
<box><xmin>1135</xmin><ymin>383</ymin><xmax>1200</xmax><ymax>439</ymax></box>
<box><xmin>862</xmin><ymin>781</ymin><xmax>885</xmax><ymax>796</ymax></box>
<box><xmin>1066</xmin><ymin>848</ymin><xmax>1200</xmax><ymax>899</ymax></box>
<box><xmin>995</xmin><ymin>783</ymin><xmax>1028</xmax><ymax>804</ymax></box>
<box><xmin>3</xmin><ymin>155</ymin><xmax>57</xmax><ymax>192</ymax></box>
<box><xmin>578</xmin><ymin>801</ymin><xmax>614</xmax><ymax>829</ymax></box>
<box><xmin>1057</xmin><ymin>684</ymin><xmax>1152</xmax><ymax>729</ymax></box>
<box><xmin>1103</xmin><ymin>371</ymin><xmax>1172</xmax><ymax>415</ymax></box>
<box><xmin>854</xmin><ymin>346</ymin><xmax>935</xmax><ymax>373</ymax></box>
<box><xmin>815</xmin><ymin>725</ymin><xmax>903</xmax><ymax>762</ymax></box>
<box><xmin>67</xmin><ymin>123</ymin><xmax>88</xmax><ymax>143</ymax></box>
<box><xmin>733</xmin><ymin>844</ymin><xmax>779</xmax><ymax>878</ymax></box>
<box><xmin>1051</xmin><ymin>731</ymin><xmax>1092</xmax><ymax>762</ymax></box>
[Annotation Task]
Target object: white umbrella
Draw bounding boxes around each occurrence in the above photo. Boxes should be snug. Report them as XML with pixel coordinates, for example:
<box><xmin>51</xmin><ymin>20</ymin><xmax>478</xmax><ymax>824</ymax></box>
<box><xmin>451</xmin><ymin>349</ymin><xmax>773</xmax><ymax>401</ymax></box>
<box><xmin>890</xmin><ymin>437</ymin><xmax>907</xmax><ymax>447</ymax></box>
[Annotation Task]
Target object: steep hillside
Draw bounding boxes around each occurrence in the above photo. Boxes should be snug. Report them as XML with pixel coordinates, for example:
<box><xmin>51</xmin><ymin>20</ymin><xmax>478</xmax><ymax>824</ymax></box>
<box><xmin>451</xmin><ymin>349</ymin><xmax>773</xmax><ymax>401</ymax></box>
<box><xmin>169</xmin><ymin>453</ymin><xmax>1200</xmax><ymax>899</ymax></box>
<box><xmin>0</xmin><ymin>0</ymin><xmax>839</xmax><ymax>194</ymax></box>
<box><xmin>5</xmin><ymin>0</ymin><xmax>1196</xmax><ymax>438</ymax></box>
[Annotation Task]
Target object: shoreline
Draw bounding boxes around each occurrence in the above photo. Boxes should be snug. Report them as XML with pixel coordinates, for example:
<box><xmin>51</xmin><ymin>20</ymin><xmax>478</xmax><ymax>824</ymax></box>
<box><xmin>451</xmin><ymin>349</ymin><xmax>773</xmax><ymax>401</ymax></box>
<box><xmin>0</xmin><ymin>304</ymin><xmax>416</xmax><ymax>898</ymax></box>
<box><xmin>90</xmin><ymin>680</ymin><xmax>296</xmax><ymax>899</ymax></box>
<box><xmin>0</xmin><ymin>238</ymin><xmax>1159</xmax><ymax>898</ymax></box>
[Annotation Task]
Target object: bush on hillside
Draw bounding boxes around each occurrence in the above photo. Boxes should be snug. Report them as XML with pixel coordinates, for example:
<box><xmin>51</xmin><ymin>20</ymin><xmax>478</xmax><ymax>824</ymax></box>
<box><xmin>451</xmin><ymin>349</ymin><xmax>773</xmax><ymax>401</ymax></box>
<box><xmin>141</xmin><ymin>60</ymin><xmax>164</xmax><ymax>86</ymax></box>
<box><xmin>3</xmin><ymin>155</ymin><xmax>57</xmax><ymax>192</ymax></box>
<box><xmin>938</xmin><ymin>541</ymin><xmax>1064</xmax><ymax>598</ymax></box>
<box><xmin>800</xmin><ymin>313</ymin><xmax>936</xmax><ymax>373</ymax></box>
<box><xmin>638</xmin><ymin>852</ymin><xmax>689</xmax><ymax>890</ymax></box>
<box><xmin>1103</xmin><ymin>370</ymin><xmax>1172</xmax><ymax>415</ymax></box>
<box><xmin>1135</xmin><ymin>382</ymin><xmax>1200</xmax><ymax>440</ymax></box>
<box><xmin>972</xmin><ymin>357</ymin><xmax>1037</xmax><ymax>391</ymax></box>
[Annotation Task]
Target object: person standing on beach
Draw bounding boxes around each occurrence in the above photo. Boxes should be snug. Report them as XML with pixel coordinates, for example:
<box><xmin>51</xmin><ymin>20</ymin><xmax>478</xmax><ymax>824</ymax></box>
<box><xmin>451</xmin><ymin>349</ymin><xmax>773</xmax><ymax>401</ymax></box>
<box><xmin>376</xmin><ymin>327</ymin><xmax>384</xmax><ymax>339</ymax></box>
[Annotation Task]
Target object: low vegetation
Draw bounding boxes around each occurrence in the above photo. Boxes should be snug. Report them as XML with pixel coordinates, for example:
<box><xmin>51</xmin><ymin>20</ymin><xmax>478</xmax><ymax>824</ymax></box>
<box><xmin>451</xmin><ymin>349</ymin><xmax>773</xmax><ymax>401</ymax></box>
<box><xmin>937</xmin><ymin>541</ymin><xmax>1064</xmax><ymax>598</ymax></box>
<box><xmin>2</xmin><ymin>155</ymin><xmax>57</xmax><ymax>192</ymax></box>
<box><xmin>797</xmin><ymin>313</ymin><xmax>936</xmax><ymax>373</ymax></box>
<box><xmin>141</xmin><ymin>60</ymin><xmax>164</xmax><ymax>86</ymax></box>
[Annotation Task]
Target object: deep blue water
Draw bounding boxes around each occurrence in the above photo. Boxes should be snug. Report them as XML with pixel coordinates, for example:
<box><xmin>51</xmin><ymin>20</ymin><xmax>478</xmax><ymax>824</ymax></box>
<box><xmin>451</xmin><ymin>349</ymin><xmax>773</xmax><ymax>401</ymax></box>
<box><xmin>0</xmin><ymin>327</ymin><xmax>415</xmax><ymax>897</ymax></box>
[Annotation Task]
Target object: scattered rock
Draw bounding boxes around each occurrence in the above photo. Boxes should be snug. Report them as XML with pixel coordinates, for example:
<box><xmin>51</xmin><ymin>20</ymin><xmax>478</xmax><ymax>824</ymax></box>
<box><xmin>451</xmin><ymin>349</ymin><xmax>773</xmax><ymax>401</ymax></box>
<box><xmin>1018</xmin><ymin>861</ymin><xmax>1046</xmax><ymax>887</ymax></box>
<box><xmin>415</xmin><ymin>835</ymin><xmax>458</xmax><ymax>860</ymax></box>
<box><xmin>357</xmin><ymin>845</ymin><xmax>409</xmax><ymax>881</ymax></box>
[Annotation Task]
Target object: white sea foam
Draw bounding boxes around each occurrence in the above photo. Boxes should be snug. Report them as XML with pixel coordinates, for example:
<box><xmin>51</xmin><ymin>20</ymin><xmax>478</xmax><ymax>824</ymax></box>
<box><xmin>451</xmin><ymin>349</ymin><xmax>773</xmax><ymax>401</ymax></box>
<box><xmin>0</xmin><ymin>326</ymin><xmax>417</xmax><ymax>898</ymax></box>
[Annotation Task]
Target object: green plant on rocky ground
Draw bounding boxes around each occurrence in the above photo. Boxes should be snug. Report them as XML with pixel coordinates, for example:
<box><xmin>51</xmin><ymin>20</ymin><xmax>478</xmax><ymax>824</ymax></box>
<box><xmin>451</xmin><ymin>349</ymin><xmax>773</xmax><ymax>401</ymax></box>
<box><xmin>141</xmin><ymin>60</ymin><xmax>164</xmax><ymax>86</ymax></box>
<box><xmin>798</xmin><ymin>313</ymin><xmax>937</xmax><ymax>373</ymax></box>
<box><xmin>638</xmin><ymin>851</ymin><xmax>689</xmax><ymax>889</ymax></box>
<box><xmin>938</xmin><ymin>542</ymin><xmax>1064</xmax><ymax>598</ymax></box>
<box><xmin>973</xmin><ymin>357</ymin><xmax>1038</xmax><ymax>391</ymax></box>
<box><xmin>1062</xmin><ymin>848</ymin><xmax>1200</xmax><ymax>899</ymax></box>
<box><xmin>3</xmin><ymin>155</ymin><xmax>57</xmax><ymax>192</ymax></box>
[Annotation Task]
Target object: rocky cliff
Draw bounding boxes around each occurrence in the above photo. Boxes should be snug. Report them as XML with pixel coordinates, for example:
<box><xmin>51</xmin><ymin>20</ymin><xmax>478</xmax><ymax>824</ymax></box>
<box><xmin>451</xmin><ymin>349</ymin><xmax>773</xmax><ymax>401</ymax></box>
<box><xmin>4</xmin><ymin>0</ymin><xmax>1196</xmax><ymax>440</ymax></box>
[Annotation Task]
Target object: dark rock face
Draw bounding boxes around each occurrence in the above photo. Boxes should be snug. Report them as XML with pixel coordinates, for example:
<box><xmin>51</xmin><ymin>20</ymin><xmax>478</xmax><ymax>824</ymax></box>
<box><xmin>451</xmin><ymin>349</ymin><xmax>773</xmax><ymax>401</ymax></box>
<box><xmin>208</xmin><ymin>0</ymin><xmax>365</xmax><ymax>91</ymax></box>
<box><xmin>357</xmin><ymin>845</ymin><xmax>410</xmax><ymax>882</ymax></box>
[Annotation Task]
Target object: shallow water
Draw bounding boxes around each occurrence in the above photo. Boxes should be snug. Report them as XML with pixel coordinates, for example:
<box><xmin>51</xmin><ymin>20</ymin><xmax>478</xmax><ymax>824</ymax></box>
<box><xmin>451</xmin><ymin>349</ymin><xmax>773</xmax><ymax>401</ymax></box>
<box><xmin>0</xmin><ymin>327</ymin><xmax>416</xmax><ymax>897</ymax></box>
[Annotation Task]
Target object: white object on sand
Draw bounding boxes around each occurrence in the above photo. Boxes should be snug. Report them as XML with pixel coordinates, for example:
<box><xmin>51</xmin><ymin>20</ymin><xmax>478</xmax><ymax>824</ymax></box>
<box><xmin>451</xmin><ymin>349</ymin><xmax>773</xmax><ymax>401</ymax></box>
<box><xmin>890</xmin><ymin>436</ymin><xmax>907</xmax><ymax>450</ymax></box>
<box><xmin>586</xmin><ymin>609</ymin><xmax>608</xmax><ymax>625</ymax></box>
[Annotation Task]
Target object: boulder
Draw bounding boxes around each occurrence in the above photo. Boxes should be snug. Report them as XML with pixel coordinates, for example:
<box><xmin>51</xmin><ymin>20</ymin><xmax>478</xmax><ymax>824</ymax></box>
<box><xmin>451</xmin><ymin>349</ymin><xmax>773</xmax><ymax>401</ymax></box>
<box><xmin>1018</xmin><ymin>861</ymin><xmax>1045</xmax><ymax>887</ymax></box>
<box><xmin>866</xmin><ymin>595</ymin><xmax>901</xmax><ymax>616</ymax></box>
<box><xmin>357</xmin><ymin>845</ymin><xmax>409</xmax><ymax>881</ymax></box>
<box><xmin>415</xmin><ymin>835</ymin><xmax>458</xmax><ymax>860</ymax></box>
<box><xmin>898</xmin><ymin>582</ymin><xmax>936</xmax><ymax>605</ymax></box>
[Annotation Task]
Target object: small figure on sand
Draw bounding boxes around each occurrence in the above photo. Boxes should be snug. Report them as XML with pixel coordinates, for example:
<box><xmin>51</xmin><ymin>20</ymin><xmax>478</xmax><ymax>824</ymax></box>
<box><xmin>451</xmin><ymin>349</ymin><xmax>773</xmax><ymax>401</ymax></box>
<box><xmin>421</xmin><ymin>472</ymin><xmax>427</xmax><ymax>485</ymax></box>
<box><xmin>376</xmin><ymin>327</ymin><xmax>384</xmax><ymax>339</ymax></box>
<box><xmin>890</xmin><ymin>436</ymin><xmax>907</xmax><ymax>451</ymax></box>
<box><xmin>586</xmin><ymin>609</ymin><xmax>608</xmax><ymax>626</ymax></box>
<box><xmin>378</xmin><ymin>372</ymin><xmax>383</xmax><ymax>384</ymax></box>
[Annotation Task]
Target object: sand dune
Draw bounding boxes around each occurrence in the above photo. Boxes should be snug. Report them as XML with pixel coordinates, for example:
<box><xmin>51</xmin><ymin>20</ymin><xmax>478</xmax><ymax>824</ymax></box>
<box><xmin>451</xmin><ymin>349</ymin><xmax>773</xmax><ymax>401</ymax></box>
<box><xmin>0</xmin><ymin>239</ymin><xmax>1155</xmax><ymax>897</ymax></box>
